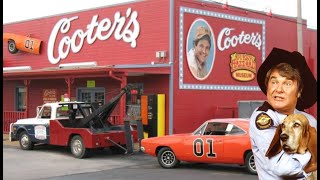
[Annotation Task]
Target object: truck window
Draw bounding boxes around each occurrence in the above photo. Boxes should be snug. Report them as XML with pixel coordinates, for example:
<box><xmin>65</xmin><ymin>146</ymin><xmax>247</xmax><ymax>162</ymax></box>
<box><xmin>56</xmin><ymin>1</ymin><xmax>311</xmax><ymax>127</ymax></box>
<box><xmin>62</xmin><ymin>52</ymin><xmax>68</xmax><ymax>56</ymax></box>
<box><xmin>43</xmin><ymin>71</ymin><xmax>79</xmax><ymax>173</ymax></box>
<box><xmin>56</xmin><ymin>108</ymin><xmax>70</xmax><ymax>119</ymax></box>
<box><xmin>39</xmin><ymin>106</ymin><xmax>51</xmax><ymax>119</ymax></box>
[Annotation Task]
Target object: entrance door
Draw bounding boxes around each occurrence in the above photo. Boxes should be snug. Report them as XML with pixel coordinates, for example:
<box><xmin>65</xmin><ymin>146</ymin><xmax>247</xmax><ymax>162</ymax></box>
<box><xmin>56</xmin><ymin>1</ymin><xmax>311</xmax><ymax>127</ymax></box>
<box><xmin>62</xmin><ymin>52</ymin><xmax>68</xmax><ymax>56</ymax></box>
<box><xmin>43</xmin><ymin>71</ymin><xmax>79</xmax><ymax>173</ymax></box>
<box><xmin>77</xmin><ymin>88</ymin><xmax>105</xmax><ymax>104</ymax></box>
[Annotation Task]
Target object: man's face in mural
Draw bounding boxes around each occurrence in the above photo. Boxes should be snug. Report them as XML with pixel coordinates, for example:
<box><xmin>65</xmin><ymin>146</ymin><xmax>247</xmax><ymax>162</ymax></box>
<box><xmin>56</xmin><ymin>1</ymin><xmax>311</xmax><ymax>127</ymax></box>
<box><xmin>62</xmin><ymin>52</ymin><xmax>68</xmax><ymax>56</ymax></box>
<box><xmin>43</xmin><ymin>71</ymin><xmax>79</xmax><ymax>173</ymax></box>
<box><xmin>194</xmin><ymin>39</ymin><xmax>210</xmax><ymax>64</ymax></box>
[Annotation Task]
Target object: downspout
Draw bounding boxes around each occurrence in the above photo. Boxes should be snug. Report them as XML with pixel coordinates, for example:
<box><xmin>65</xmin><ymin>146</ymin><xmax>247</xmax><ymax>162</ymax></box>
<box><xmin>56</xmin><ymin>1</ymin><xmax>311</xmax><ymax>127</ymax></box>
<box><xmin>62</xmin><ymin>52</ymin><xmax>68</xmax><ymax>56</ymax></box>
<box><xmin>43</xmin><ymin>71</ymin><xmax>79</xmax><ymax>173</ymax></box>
<box><xmin>297</xmin><ymin>0</ymin><xmax>303</xmax><ymax>54</ymax></box>
<box><xmin>168</xmin><ymin>0</ymin><xmax>174</xmax><ymax>134</ymax></box>
<box><xmin>24</xmin><ymin>80</ymin><xmax>31</xmax><ymax>118</ymax></box>
<box><xmin>109</xmin><ymin>70</ymin><xmax>127</xmax><ymax>124</ymax></box>
<box><xmin>65</xmin><ymin>78</ymin><xmax>74</xmax><ymax>99</ymax></box>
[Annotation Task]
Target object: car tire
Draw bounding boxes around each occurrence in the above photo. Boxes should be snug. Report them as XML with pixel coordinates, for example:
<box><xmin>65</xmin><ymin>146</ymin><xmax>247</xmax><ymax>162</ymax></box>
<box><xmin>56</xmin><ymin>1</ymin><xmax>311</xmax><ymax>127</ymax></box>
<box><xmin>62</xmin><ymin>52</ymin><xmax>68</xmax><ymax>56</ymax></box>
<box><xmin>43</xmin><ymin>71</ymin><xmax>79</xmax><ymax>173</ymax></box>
<box><xmin>8</xmin><ymin>40</ymin><xmax>19</xmax><ymax>54</ymax></box>
<box><xmin>157</xmin><ymin>147</ymin><xmax>180</xmax><ymax>168</ymax></box>
<box><xmin>19</xmin><ymin>131</ymin><xmax>34</xmax><ymax>150</ymax></box>
<box><xmin>70</xmin><ymin>135</ymin><xmax>90</xmax><ymax>159</ymax></box>
<box><xmin>245</xmin><ymin>151</ymin><xmax>256</xmax><ymax>175</ymax></box>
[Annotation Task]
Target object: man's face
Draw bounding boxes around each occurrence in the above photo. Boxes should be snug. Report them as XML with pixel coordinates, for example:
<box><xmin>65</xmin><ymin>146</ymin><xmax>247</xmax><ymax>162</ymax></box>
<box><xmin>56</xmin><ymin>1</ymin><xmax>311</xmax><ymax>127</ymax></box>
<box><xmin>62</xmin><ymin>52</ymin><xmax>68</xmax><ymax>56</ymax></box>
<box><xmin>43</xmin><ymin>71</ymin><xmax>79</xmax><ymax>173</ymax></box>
<box><xmin>266</xmin><ymin>70</ymin><xmax>299</xmax><ymax>114</ymax></box>
<box><xmin>194</xmin><ymin>39</ymin><xmax>210</xmax><ymax>64</ymax></box>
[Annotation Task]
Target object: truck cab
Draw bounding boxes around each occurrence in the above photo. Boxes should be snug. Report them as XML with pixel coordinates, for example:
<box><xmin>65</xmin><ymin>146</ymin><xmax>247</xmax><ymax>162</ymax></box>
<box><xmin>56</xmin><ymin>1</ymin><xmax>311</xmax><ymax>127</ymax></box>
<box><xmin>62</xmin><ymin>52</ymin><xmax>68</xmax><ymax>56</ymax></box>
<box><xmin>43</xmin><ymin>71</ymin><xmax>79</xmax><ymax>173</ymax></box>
<box><xmin>9</xmin><ymin>101</ymin><xmax>91</xmax><ymax>145</ymax></box>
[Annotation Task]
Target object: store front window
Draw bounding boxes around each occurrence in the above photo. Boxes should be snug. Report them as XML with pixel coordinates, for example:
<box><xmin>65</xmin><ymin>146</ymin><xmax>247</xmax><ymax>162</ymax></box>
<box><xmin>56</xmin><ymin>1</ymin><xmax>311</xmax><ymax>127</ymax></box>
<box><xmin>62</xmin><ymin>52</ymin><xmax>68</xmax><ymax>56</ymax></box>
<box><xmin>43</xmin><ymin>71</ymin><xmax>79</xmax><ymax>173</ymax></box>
<box><xmin>77</xmin><ymin>88</ymin><xmax>105</xmax><ymax>105</ymax></box>
<box><xmin>15</xmin><ymin>87</ymin><xmax>26</xmax><ymax>111</ymax></box>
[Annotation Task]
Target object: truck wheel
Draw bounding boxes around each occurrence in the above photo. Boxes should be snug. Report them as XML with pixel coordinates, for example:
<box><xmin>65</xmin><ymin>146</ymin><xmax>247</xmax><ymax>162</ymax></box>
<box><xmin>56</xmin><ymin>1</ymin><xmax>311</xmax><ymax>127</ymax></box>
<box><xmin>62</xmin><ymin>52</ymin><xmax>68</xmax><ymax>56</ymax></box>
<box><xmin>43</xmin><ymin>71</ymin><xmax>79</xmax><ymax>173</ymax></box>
<box><xmin>70</xmin><ymin>135</ymin><xmax>89</xmax><ymax>158</ymax></box>
<box><xmin>19</xmin><ymin>131</ymin><xmax>34</xmax><ymax>150</ymax></box>
<box><xmin>157</xmin><ymin>147</ymin><xmax>180</xmax><ymax>168</ymax></box>
<box><xmin>245</xmin><ymin>151</ymin><xmax>256</xmax><ymax>174</ymax></box>
<box><xmin>8</xmin><ymin>40</ymin><xmax>19</xmax><ymax>54</ymax></box>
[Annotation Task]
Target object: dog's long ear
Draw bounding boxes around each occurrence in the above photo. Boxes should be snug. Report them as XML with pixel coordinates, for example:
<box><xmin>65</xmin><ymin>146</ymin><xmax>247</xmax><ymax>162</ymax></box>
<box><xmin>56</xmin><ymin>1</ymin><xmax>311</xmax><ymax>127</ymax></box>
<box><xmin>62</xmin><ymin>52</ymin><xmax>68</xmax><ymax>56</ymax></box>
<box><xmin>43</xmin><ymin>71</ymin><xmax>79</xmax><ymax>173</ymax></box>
<box><xmin>297</xmin><ymin>124</ymin><xmax>310</xmax><ymax>154</ymax></box>
<box><xmin>266</xmin><ymin>126</ymin><xmax>282</xmax><ymax>158</ymax></box>
<box><xmin>303</xmin><ymin>126</ymin><xmax>317</xmax><ymax>173</ymax></box>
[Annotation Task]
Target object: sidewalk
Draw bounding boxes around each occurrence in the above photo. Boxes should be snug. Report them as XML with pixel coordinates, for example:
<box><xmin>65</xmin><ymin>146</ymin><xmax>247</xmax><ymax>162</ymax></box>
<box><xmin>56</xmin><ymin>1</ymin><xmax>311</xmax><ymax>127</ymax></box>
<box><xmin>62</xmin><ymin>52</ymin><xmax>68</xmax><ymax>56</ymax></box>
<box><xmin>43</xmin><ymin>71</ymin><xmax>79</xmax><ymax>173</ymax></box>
<box><xmin>3</xmin><ymin>133</ymin><xmax>20</xmax><ymax>147</ymax></box>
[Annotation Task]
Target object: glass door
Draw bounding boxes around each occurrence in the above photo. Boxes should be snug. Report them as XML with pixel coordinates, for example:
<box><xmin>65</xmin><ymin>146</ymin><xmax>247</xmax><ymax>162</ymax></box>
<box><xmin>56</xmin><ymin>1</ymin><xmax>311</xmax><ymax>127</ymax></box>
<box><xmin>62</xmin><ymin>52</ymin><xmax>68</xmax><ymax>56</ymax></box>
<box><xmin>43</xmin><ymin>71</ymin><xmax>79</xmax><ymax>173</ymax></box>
<box><xmin>77</xmin><ymin>88</ymin><xmax>105</xmax><ymax>104</ymax></box>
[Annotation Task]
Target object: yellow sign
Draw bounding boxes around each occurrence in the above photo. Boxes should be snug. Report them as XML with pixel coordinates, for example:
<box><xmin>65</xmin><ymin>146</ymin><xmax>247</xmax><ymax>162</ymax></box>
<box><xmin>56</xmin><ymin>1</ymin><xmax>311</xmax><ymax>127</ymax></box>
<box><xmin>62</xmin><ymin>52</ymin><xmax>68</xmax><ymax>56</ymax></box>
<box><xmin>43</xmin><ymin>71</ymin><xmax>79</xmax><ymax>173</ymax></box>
<box><xmin>230</xmin><ymin>53</ymin><xmax>256</xmax><ymax>82</ymax></box>
<box><xmin>87</xmin><ymin>80</ymin><xmax>96</xmax><ymax>88</ymax></box>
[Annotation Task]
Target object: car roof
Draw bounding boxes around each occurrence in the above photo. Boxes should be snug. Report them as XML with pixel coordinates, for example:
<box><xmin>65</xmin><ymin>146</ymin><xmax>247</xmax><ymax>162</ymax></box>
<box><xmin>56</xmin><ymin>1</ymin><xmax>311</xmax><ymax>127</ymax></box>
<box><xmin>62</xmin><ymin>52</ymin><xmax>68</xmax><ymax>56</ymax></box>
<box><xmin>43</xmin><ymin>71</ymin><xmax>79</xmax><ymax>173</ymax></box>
<box><xmin>206</xmin><ymin>118</ymin><xmax>249</xmax><ymax>122</ymax></box>
<box><xmin>205</xmin><ymin>118</ymin><xmax>250</xmax><ymax>129</ymax></box>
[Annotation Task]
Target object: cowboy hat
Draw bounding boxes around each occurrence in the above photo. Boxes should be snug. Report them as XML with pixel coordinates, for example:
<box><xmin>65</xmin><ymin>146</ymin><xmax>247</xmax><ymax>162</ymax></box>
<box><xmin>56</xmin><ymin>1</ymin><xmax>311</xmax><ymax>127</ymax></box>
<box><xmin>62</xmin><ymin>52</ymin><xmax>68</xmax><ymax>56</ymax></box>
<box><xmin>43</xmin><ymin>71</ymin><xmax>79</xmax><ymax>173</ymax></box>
<box><xmin>194</xmin><ymin>26</ymin><xmax>211</xmax><ymax>41</ymax></box>
<box><xmin>257</xmin><ymin>47</ymin><xmax>317</xmax><ymax>110</ymax></box>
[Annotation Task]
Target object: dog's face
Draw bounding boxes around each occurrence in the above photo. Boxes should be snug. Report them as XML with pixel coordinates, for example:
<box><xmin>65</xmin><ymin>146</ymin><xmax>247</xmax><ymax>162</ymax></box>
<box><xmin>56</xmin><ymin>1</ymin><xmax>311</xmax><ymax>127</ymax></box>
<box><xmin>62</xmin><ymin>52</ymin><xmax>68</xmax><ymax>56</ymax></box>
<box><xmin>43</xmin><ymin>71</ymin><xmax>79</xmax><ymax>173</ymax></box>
<box><xmin>280</xmin><ymin>114</ymin><xmax>310</xmax><ymax>154</ymax></box>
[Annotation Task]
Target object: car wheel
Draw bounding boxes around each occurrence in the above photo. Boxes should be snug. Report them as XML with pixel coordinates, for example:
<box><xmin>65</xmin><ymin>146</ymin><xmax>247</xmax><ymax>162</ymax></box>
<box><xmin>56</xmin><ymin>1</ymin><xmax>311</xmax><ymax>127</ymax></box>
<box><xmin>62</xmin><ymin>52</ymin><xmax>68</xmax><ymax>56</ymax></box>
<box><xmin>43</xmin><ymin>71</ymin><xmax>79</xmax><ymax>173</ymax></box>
<box><xmin>19</xmin><ymin>131</ymin><xmax>34</xmax><ymax>150</ymax></box>
<box><xmin>70</xmin><ymin>135</ymin><xmax>90</xmax><ymax>158</ymax></box>
<box><xmin>157</xmin><ymin>147</ymin><xmax>180</xmax><ymax>168</ymax></box>
<box><xmin>8</xmin><ymin>40</ymin><xmax>19</xmax><ymax>54</ymax></box>
<box><xmin>245</xmin><ymin>151</ymin><xmax>257</xmax><ymax>174</ymax></box>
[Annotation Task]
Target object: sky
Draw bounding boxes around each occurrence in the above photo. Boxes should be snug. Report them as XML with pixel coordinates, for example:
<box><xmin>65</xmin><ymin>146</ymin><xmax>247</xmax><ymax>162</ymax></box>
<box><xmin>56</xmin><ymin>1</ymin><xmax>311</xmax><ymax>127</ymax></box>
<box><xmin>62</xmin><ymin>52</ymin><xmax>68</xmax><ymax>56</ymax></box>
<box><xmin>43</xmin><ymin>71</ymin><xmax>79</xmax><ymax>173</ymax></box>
<box><xmin>3</xmin><ymin>0</ymin><xmax>317</xmax><ymax>29</ymax></box>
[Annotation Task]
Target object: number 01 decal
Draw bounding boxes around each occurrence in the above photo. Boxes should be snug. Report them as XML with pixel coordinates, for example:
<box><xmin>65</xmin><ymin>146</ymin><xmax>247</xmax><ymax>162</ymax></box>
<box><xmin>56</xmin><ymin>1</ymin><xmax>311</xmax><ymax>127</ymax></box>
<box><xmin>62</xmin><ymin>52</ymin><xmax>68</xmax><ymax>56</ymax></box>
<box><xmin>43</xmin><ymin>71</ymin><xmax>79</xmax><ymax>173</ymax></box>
<box><xmin>193</xmin><ymin>138</ymin><xmax>216</xmax><ymax>158</ymax></box>
<box><xmin>24</xmin><ymin>40</ymin><xmax>34</xmax><ymax>50</ymax></box>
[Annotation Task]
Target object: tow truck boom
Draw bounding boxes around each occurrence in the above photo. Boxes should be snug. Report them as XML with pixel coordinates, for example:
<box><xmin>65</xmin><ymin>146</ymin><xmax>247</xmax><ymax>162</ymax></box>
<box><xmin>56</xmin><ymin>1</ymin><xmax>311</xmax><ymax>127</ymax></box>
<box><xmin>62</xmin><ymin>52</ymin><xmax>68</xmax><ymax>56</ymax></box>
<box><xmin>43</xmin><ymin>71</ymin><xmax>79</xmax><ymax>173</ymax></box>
<box><xmin>74</xmin><ymin>84</ymin><xmax>134</xmax><ymax>128</ymax></box>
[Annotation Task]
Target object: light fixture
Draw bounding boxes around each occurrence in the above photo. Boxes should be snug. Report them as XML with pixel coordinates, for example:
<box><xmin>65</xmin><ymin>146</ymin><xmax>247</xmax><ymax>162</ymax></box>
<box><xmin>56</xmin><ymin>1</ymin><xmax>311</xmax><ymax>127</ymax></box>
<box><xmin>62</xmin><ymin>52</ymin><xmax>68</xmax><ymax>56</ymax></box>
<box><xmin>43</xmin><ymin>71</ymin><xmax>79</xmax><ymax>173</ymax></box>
<box><xmin>265</xmin><ymin>8</ymin><xmax>272</xmax><ymax>17</ymax></box>
<box><xmin>3</xmin><ymin>66</ymin><xmax>32</xmax><ymax>72</ymax></box>
<box><xmin>222</xmin><ymin>1</ymin><xmax>229</xmax><ymax>10</ymax></box>
<box><xmin>58</xmin><ymin>62</ymin><xmax>97</xmax><ymax>69</ymax></box>
<box><xmin>155</xmin><ymin>51</ymin><xmax>167</xmax><ymax>58</ymax></box>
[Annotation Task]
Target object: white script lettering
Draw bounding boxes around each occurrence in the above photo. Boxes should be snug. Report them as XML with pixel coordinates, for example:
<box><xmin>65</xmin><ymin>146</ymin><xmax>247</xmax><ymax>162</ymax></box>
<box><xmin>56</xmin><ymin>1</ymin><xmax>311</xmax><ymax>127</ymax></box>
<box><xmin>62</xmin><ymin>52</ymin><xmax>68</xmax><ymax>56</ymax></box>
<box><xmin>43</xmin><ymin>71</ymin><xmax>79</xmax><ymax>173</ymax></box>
<box><xmin>217</xmin><ymin>27</ymin><xmax>262</xmax><ymax>51</ymax></box>
<box><xmin>47</xmin><ymin>8</ymin><xmax>140</xmax><ymax>64</ymax></box>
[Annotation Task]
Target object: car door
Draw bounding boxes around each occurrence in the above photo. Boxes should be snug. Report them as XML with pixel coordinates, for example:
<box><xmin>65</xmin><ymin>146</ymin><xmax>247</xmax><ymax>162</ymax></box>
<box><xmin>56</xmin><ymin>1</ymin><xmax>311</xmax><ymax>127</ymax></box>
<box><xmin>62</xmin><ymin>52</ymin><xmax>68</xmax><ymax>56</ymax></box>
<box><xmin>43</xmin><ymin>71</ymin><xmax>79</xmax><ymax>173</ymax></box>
<box><xmin>181</xmin><ymin>122</ymin><xmax>224</xmax><ymax>163</ymax></box>
<box><xmin>222</xmin><ymin>123</ymin><xmax>248</xmax><ymax>164</ymax></box>
<box><xmin>29</xmin><ymin>105</ymin><xmax>51</xmax><ymax>144</ymax></box>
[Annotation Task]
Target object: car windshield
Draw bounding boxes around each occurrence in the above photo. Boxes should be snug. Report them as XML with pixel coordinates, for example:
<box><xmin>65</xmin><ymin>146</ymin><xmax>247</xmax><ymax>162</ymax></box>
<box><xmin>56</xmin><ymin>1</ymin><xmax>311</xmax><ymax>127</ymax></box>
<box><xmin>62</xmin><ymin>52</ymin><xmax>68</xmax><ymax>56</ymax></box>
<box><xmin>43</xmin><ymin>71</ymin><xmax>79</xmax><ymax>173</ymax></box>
<box><xmin>193</xmin><ymin>121</ymin><xmax>246</xmax><ymax>136</ymax></box>
<box><xmin>56</xmin><ymin>103</ymin><xmax>94</xmax><ymax>119</ymax></box>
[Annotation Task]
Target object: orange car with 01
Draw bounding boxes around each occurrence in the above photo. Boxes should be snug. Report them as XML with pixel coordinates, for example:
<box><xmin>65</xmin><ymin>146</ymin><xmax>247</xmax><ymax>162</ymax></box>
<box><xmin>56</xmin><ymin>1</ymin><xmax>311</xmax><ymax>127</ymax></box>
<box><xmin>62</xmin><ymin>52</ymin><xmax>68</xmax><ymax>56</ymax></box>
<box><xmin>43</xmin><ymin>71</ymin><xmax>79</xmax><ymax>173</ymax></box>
<box><xmin>141</xmin><ymin>118</ymin><xmax>256</xmax><ymax>174</ymax></box>
<box><xmin>3</xmin><ymin>33</ymin><xmax>42</xmax><ymax>54</ymax></box>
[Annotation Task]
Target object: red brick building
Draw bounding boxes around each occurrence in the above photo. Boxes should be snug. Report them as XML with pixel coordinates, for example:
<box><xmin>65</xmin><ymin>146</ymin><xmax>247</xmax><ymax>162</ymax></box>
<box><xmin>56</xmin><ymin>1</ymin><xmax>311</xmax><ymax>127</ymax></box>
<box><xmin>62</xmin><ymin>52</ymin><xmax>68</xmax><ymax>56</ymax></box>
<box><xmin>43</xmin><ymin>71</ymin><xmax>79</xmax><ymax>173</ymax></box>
<box><xmin>3</xmin><ymin>0</ymin><xmax>317</xmax><ymax>134</ymax></box>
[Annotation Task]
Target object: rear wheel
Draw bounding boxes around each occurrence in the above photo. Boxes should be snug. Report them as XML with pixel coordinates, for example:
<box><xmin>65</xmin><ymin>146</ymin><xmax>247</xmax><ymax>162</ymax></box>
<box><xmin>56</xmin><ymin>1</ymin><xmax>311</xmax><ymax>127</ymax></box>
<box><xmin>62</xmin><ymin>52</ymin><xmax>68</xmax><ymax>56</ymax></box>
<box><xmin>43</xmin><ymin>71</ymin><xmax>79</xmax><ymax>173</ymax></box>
<box><xmin>70</xmin><ymin>135</ymin><xmax>90</xmax><ymax>158</ymax></box>
<box><xmin>157</xmin><ymin>147</ymin><xmax>180</xmax><ymax>168</ymax></box>
<box><xmin>19</xmin><ymin>131</ymin><xmax>34</xmax><ymax>150</ymax></box>
<box><xmin>8</xmin><ymin>40</ymin><xmax>18</xmax><ymax>54</ymax></box>
<box><xmin>245</xmin><ymin>151</ymin><xmax>256</xmax><ymax>174</ymax></box>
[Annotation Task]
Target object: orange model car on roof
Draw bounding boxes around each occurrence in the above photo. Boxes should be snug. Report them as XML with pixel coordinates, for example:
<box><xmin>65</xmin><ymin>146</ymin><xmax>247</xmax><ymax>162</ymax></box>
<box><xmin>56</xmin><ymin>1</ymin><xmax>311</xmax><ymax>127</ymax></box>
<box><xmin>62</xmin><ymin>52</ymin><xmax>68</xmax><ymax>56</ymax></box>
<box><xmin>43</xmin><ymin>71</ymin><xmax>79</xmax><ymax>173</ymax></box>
<box><xmin>141</xmin><ymin>118</ymin><xmax>256</xmax><ymax>175</ymax></box>
<box><xmin>3</xmin><ymin>33</ymin><xmax>42</xmax><ymax>54</ymax></box>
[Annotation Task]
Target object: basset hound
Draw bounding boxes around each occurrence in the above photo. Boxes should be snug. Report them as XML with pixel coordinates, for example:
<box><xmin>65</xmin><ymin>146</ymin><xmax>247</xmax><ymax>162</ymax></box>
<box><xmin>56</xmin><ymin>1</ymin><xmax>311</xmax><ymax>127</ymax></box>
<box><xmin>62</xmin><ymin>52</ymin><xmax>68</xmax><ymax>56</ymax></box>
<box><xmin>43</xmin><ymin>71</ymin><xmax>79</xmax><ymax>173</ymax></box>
<box><xmin>265</xmin><ymin>114</ymin><xmax>317</xmax><ymax>180</ymax></box>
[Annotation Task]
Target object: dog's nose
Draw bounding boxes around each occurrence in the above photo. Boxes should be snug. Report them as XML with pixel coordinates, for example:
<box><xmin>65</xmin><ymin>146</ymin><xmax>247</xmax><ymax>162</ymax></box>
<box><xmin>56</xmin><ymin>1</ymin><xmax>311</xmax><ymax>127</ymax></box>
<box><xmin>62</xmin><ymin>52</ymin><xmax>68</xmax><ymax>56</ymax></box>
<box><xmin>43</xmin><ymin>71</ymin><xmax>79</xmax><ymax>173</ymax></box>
<box><xmin>280</xmin><ymin>134</ymin><xmax>288</xmax><ymax>141</ymax></box>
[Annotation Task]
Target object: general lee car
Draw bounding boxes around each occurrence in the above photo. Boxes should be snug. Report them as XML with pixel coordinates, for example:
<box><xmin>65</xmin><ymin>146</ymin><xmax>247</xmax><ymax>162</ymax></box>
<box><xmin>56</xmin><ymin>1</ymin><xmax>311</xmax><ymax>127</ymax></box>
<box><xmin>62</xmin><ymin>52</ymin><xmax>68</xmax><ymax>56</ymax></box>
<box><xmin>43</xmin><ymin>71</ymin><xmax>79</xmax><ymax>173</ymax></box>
<box><xmin>3</xmin><ymin>33</ymin><xmax>42</xmax><ymax>54</ymax></box>
<box><xmin>141</xmin><ymin>118</ymin><xmax>256</xmax><ymax>174</ymax></box>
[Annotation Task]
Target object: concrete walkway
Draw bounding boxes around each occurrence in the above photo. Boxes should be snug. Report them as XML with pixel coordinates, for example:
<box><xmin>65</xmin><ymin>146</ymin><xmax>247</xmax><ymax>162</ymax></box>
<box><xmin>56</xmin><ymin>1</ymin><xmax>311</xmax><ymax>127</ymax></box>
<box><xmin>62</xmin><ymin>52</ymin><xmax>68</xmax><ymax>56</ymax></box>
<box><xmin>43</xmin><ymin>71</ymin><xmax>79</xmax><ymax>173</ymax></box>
<box><xmin>3</xmin><ymin>134</ymin><xmax>20</xmax><ymax>147</ymax></box>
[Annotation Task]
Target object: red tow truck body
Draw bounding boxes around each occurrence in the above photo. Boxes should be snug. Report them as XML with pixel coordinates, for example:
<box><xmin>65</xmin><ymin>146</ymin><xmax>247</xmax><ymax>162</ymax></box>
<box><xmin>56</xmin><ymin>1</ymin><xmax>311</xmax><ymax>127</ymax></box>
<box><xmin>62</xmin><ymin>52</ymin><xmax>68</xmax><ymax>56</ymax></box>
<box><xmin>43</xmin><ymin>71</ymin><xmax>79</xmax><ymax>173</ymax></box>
<box><xmin>10</xmin><ymin>84</ymin><xmax>138</xmax><ymax>158</ymax></box>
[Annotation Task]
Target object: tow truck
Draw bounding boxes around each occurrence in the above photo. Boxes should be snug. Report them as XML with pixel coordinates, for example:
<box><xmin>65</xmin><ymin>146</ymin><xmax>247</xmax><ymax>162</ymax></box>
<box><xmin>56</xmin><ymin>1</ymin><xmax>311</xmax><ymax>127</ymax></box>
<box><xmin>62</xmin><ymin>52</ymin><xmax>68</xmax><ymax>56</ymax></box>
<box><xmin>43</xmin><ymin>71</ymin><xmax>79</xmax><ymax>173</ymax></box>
<box><xmin>9</xmin><ymin>84</ymin><xmax>138</xmax><ymax>158</ymax></box>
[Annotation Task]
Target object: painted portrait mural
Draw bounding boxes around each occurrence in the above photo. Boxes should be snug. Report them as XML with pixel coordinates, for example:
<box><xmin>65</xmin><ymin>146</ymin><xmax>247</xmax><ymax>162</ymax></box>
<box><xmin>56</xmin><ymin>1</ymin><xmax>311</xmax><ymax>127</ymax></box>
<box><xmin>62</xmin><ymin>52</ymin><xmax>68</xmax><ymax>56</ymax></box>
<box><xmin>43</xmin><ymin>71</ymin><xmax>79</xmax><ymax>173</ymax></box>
<box><xmin>186</xmin><ymin>19</ymin><xmax>216</xmax><ymax>81</ymax></box>
<box><xmin>179</xmin><ymin>7</ymin><xmax>265</xmax><ymax>91</ymax></box>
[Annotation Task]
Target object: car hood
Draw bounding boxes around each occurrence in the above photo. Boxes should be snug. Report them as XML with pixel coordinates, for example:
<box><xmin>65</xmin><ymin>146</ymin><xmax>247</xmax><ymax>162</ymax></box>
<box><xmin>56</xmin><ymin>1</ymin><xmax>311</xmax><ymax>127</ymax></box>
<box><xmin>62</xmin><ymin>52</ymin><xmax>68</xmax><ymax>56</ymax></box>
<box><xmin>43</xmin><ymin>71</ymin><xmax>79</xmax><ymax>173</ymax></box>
<box><xmin>14</xmin><ymin>118</ymin><xmax>47</xmax><ymax>125</ymax></box>
<box><xmin>142</xmin><ymin>133</ymin><xmax>192</xmax><ymax>144</ymax></box>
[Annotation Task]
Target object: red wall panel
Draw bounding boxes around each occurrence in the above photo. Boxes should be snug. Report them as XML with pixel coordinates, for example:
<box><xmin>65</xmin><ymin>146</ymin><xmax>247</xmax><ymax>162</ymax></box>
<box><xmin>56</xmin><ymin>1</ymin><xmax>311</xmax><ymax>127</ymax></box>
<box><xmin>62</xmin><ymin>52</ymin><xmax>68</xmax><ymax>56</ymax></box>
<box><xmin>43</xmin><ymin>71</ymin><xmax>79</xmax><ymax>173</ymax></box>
<box><xmin>3</xmin><ymin>0</ymin><xmax>170</xmax><ymax>69</ymax></box>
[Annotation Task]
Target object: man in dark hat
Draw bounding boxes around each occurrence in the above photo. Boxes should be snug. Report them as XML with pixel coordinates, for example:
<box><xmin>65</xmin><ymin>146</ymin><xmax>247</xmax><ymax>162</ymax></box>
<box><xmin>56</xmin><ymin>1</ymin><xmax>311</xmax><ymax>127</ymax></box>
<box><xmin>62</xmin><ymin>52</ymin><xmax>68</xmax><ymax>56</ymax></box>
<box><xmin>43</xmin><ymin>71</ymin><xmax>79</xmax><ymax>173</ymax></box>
<box><xmin>249</xmin><ymin>47</ymin><xmax>317</xmax><ymax>179</ymax></box>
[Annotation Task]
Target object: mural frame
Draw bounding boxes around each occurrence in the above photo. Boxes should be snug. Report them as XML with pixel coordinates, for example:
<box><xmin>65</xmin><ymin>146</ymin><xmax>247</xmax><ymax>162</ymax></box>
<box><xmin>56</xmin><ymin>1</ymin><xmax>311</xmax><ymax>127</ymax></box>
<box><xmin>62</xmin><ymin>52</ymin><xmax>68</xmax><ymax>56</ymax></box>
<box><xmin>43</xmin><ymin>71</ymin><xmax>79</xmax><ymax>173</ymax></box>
<box><xmin>179</xmin><ymin>6</ymin><xmax>266</xmax><ymax>91</ymax></box>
